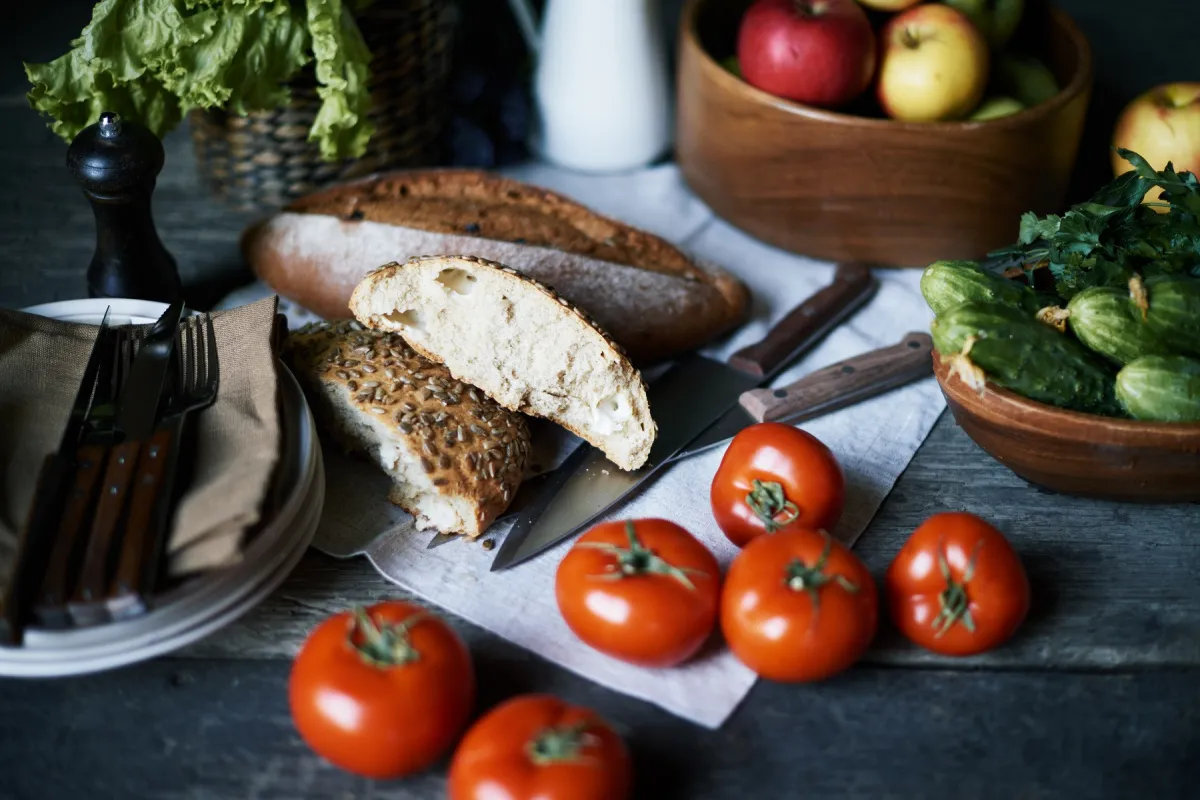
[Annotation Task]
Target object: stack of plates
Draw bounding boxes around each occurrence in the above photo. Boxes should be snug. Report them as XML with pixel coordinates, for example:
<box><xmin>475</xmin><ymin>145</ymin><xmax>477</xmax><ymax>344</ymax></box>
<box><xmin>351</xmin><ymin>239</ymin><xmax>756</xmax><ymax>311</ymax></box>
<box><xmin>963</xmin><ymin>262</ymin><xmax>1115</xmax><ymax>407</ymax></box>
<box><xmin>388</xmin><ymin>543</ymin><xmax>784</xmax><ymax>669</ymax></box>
<box><xmin>0</xmin><ymin>299</ymin><xmax>324</xmax><ymax>677</ymax></box>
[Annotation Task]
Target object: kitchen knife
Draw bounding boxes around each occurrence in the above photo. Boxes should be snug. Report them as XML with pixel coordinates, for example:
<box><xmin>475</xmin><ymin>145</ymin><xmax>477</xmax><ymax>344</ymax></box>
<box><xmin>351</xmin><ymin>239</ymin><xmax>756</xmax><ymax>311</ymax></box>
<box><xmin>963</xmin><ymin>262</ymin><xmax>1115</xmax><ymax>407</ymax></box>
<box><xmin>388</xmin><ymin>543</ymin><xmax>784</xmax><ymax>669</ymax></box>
<box><xmin>1</xmin><ymin>309</ymin><xmax>113</xmax><ymax>644</ymax></box>
<box><xmin>68</xmin><ymin>300</ymin><xmax>183</xmax><ymax>622</ymax></box>
<box><xmin>675</xmin><ymin>331</ymin><xmax>934</xmax><ymax>460</ymax></box>
<box><xmin>490</xmin><ymin>262</ymin><xmax>879</xmax><ymax>571</ymax></box>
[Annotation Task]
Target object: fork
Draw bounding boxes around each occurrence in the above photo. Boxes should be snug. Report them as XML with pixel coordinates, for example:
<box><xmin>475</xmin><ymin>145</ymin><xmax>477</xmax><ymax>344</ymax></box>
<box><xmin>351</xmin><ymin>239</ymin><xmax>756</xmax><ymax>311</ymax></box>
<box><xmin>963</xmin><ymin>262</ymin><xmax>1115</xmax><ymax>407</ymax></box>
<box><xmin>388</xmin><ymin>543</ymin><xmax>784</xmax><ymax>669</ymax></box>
<box><xmin>106</xmin><ymin>314</ymin><xmax>220</xmax><ymax>618</ymax></box>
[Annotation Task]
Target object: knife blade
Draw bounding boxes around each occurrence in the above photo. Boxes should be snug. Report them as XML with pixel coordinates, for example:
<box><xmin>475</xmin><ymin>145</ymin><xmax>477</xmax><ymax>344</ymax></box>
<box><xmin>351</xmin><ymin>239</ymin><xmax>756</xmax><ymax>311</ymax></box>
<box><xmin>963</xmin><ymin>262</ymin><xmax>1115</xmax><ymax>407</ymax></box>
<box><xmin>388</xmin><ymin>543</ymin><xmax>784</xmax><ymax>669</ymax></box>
<box><xmin>69</xmin><ymin>300</ymin><xmax>184</xmax><ymax>622</ymax></box>
<box><xmin>490</xmin><ymin>262</ymin><xmax>879</xmax><ymax>571</ymax></box>
<box><xmin>674</xmin><ymin>331</ymin><xmax>934</xmax><ymax>460</ymax></box>
<box><xmin>1</xmin><ymin>309</ymin><xmax>113</xmax><ymax>644</ymax></box>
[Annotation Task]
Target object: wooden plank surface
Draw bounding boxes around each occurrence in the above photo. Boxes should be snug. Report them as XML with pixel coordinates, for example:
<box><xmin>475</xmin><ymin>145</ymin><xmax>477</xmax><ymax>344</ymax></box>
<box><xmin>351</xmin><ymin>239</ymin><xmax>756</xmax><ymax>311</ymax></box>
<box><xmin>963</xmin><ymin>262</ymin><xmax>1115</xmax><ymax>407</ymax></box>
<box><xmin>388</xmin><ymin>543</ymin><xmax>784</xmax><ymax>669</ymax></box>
<box><xmin>1</xmin><ymin>656</ymin><xmax>1197</xmax><ymax>800</ymax></box>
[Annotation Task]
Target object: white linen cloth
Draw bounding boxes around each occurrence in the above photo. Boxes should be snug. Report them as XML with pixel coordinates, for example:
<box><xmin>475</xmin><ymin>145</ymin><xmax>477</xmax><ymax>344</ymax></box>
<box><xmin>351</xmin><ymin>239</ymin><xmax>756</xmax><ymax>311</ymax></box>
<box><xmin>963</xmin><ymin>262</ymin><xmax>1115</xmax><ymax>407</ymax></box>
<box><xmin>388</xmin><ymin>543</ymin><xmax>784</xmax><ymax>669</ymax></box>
<box><xmin>219</xmin><ymin>162</ymin><xmax>946</xmax><ymax>729</ymax></box>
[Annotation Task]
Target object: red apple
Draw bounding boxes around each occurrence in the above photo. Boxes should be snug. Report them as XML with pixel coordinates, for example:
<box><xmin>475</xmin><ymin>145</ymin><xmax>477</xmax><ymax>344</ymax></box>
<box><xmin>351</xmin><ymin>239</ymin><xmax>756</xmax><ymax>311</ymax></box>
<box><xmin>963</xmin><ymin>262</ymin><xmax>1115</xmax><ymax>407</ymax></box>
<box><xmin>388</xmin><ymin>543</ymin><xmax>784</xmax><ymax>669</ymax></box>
<box><xmin>737</xmin><ymin>0</ymin><xmax>876</xmax><ymax>109</ymax></box>
<box><xmin>876</xmin><ymin>4</ymin><xmax>989</xmax><ymax>122</ymax></box>
<box><xmin>1112</xmin><ymin>83</ymin><xmax>1200</xmax><ymax>197</ymax></box>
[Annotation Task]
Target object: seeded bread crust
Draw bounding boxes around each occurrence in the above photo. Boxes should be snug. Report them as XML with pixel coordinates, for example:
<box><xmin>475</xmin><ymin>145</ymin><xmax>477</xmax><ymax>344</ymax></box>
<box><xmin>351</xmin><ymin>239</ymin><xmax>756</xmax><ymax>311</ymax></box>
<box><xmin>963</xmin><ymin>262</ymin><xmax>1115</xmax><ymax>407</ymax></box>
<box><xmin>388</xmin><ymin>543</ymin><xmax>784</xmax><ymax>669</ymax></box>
<box><xmin>242</xmin><ymin>169</ymin><xmax>750</xmax><ymax>364</ymax></box>
<box><xmin>285</xmin><ymin>320</ymin><xmax>529</xmax><ymax>537</ymax></box>
<box><xmin>349</xmin><ymin>255</ymin><xmax>657</xmax><ymax>471</ymax></box>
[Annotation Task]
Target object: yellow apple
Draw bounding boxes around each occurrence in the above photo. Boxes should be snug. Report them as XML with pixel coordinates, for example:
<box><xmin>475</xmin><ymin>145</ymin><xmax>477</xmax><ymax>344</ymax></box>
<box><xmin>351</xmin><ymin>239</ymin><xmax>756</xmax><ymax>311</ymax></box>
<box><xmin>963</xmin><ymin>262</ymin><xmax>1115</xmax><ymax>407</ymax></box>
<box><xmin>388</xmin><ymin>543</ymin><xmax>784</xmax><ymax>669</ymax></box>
<box><xmin>876</xmin><ymin>4</ymin><xmax>989</xmax><ymax>122</ymax></box>
<box><xmin>856</xmin><ymin>0</ymin><xmax>922</xmax><ymax>9</ymax></box>
<box><xmin>1112</xmin><ymin>83</ymin><xmax>1200</xmax><ymax>196</ymax></box>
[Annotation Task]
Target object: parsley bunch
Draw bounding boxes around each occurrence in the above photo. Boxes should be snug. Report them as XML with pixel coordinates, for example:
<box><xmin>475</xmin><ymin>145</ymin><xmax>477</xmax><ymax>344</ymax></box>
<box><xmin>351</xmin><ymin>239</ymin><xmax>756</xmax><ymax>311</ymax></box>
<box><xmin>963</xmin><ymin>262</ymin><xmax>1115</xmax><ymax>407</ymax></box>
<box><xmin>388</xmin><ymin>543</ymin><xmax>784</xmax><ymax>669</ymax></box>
<box><xmin>991</xmin><ymin>148</ymin><xmax>1200</xmax><ymax>299</ymax></box>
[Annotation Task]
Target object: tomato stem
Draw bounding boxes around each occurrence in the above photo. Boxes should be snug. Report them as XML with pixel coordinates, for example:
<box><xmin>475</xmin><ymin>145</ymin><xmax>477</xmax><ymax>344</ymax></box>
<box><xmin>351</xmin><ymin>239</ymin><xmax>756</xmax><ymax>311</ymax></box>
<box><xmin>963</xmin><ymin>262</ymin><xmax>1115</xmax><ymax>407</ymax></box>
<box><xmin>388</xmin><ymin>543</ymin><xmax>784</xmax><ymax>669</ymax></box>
<box><xmin>783</xmin><ymin>532</ymin><xmax>858</xmax><ymax>612</ymax></box>
<box><xmin>347</xmin><ymin>607</ymin><xmax>426</xmax><ymax>668</ymax></box>
<box><xmin>744</xmin><ymin>479</ymin><xmax>800</xmax><ymax>534</ymax></box>
<box><xmin>578</xmin><ymin>520</ymin><xmax>706</xmax><ymax>590</ymax></box>
<box><xmin>932</xmin><ymin>539</ymin><xmax>982</xmax><ymax>638</ymax></box>
<box><xmin>526</xmin><ymin>722</ymin><xmax>596</xmax><ymax>766</ymax></box>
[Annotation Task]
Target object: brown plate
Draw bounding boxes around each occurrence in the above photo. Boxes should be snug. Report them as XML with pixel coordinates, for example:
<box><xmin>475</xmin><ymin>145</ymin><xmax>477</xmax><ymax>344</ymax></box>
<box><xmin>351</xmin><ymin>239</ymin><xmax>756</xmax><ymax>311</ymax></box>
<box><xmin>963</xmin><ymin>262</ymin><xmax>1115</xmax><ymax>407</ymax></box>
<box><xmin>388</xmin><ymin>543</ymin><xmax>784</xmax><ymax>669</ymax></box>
<box><xmin>933</xmin><ymin>352</ymin><xmax>1200</xmax><ymax>503</ymax></box>
<box><xmin>676</xmin><ymin>0</ymin><xmax>1093</xmax><ymax>267</ymax></box>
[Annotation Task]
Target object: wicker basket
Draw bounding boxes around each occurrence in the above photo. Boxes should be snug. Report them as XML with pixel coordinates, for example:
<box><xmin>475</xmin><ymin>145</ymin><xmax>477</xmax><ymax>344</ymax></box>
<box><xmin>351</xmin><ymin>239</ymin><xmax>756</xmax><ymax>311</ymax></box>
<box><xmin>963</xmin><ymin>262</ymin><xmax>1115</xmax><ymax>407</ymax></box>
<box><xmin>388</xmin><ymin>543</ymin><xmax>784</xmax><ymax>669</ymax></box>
<box><xmin>189</xmin><ymin>0</ymin><xmax>457</xmax><ymax>210</ymax></box>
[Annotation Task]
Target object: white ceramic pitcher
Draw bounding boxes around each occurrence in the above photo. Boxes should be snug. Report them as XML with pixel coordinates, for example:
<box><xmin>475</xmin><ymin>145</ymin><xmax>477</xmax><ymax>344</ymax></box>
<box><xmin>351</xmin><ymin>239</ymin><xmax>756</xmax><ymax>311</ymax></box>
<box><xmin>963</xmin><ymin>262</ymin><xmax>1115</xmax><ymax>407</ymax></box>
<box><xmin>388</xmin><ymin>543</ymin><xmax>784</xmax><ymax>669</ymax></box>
<box><xmin>506</xmin><ymin>0</ymin><xmax>674</xmax><ymax>173</ymax></box>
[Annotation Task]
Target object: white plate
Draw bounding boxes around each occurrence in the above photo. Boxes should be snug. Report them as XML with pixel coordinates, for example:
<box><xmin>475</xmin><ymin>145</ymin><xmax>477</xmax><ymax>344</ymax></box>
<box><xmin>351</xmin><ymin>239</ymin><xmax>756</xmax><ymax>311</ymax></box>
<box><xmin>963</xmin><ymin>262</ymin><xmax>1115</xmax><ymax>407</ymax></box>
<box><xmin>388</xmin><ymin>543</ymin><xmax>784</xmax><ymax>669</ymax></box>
<box><xmin>0</xmin><ymin>298</ymin><xmax>324</xmax><ymax>677</ymax></box>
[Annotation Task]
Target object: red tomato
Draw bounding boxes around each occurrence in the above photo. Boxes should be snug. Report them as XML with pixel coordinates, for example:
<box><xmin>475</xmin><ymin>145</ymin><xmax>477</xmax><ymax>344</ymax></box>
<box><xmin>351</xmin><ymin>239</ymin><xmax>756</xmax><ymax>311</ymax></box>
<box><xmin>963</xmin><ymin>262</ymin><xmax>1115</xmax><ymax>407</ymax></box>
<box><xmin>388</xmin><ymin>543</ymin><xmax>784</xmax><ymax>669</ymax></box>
<box><xmin>288</xmin><ymin>600</ymin><xmax>474</xmax><ymax>779</ymax></box>
<box><xmin>448</xmin><ymin>694</ymin><xmax>631</xmax><ymax>800</ymax></box>
<box><xmin>721</xmin><ymin>527</ymin><xmax>877</xmax><ymax>682</ymax></box>
<box><xmin>886</xmin><ymin>511</ymin><xmax>1031</xmax><ymax>656</ymax></box>
<box><xmin>710</xmin><ymin>422</ymin><xmax>845</xmax><ymax>548</ymax></box>
<box><xmin>555</xmin><ymin>518</ymin><xmax>721</xmax><ymax>668</ymax></box>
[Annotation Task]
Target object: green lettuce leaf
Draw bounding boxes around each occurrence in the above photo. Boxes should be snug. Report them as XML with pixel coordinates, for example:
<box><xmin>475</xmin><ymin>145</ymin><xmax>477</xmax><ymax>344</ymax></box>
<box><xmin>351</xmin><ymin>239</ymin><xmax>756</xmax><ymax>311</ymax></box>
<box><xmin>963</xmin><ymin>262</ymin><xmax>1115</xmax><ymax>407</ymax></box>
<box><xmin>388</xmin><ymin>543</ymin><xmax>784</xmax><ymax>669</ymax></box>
<box><xmin>25</xmin><ymin>0</ymin><xmax>374</xmax><ymax>161</ymax></box>
<box><xmin>305</xmin><ymin>0</ymin><xmax>374</xmax><ymax>161</ymax></box>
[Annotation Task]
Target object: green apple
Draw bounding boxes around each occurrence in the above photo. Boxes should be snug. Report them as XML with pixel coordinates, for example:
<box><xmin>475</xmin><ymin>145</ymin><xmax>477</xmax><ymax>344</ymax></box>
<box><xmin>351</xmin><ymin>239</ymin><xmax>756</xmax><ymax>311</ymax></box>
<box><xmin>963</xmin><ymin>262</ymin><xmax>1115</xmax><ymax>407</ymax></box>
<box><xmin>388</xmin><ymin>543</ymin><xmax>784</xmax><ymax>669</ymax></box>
<box><xmin>720</xmin><ymin>55</ymin><xmax>742</xmax><ymax>79</ymax></box>
<box><xmin>941</xmin><ymin>0</ymin><xmax>1025</xmax><ymax>49</ymax></box>
<box><xmin>969</xmin><ymin>95</ymin><xmax>1025</xmax><ymax>120</ymax></box>
<box><xmin>994</xmin><ymin>53</ymin><xmax>1059</xmax><ymax>107</ymax></box>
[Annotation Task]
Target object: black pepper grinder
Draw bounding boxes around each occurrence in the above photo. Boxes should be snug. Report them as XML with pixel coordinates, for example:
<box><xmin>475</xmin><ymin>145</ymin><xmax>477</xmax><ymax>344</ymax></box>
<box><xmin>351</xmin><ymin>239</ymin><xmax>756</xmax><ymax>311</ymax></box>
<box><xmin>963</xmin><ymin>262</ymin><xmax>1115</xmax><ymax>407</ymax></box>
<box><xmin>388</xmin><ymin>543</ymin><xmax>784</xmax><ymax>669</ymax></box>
<box><xmin>67</xmin><ymin>111</ymin><xmax>181</xmax><ymax>302</ymax></box>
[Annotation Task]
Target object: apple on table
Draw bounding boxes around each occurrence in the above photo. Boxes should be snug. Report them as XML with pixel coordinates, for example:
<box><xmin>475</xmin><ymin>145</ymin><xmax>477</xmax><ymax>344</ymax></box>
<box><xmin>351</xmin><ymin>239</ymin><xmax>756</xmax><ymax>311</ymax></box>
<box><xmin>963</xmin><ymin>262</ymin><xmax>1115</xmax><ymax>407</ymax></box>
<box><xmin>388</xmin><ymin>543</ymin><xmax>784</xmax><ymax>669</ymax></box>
<box><xmin>736</xmin><ymin>0</ymin><xmax>877</xmax><ymax>109</ymax></box>
<box><xmin>1112</xmin><ymin>83</ymin><xmax>1200</xmax><ymax>203</ymax></box>
<box><xmin>875</xmin><ymin>3</ymin><xmax>989</xmax><ymax>122</ymax></box>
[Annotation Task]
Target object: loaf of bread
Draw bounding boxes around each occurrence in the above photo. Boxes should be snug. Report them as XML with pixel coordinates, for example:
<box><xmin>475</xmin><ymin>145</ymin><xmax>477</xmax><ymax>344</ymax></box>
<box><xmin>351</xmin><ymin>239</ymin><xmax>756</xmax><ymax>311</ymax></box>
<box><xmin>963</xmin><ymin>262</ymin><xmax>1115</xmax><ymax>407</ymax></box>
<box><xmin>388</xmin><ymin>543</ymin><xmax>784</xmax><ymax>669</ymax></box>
<box><xmin>242</xmin><ymin>169</ymin><xmax>750</xmax><ymax>364</ymax></box>
<box><xmin>285</xmin><ymin>320</ymin><xmax>530</xmax><ymax>537</ymax></box>
<box><xmin>350</xmin><ymin>255</ymin><xmax>656</xmax><ymax>471</ymax></box>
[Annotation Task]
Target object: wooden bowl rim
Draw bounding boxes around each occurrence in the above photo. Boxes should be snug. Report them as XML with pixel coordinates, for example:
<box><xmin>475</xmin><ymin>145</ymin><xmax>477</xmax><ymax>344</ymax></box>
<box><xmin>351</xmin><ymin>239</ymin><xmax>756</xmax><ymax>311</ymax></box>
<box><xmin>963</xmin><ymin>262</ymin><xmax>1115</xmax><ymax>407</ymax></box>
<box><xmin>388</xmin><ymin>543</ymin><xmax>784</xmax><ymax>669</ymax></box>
<box><xmin>932</xmin><ymin>351</ymin><xmax>1200</xmax><ymax>445</ymax></box>
<box><xmin>680</xmin><ymin>0</ymin><xmax>1094</xmax><ymax>133</ymax></box>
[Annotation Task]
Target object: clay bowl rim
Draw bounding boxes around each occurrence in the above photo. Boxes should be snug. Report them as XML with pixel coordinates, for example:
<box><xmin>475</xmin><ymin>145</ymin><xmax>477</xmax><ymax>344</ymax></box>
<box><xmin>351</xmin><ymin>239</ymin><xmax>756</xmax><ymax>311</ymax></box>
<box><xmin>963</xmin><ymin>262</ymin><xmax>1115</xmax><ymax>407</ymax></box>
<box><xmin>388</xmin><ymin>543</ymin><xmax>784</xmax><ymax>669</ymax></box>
<box><xmin>932</xmin><ymin>351</ymin><xmax>1200</xmax><ymax>446</ymax></box>
<box><xmin>680</xmin><ymin>0</ymin><xmax>1094</xmax><ymax>134</ymax></box>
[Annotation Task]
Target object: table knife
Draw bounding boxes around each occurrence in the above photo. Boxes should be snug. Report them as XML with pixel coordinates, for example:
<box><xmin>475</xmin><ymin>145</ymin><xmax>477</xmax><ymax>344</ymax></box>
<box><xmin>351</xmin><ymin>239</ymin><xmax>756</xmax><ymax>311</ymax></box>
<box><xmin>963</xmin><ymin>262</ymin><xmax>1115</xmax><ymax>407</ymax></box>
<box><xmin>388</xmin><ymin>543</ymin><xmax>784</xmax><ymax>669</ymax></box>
<box><xmin>1</xmin><ymin>309</ymin><xmax>113</xmax><ymax>644</ymax></box>
<box><xmin>68</xmin><ymin>300</ymin><xmax>183</xmax><ymax>625</ymax></box>
<box><xmin>489</xmin><ymin>262</ymin><xmax>879</xmax><ymax>571</ymax></box>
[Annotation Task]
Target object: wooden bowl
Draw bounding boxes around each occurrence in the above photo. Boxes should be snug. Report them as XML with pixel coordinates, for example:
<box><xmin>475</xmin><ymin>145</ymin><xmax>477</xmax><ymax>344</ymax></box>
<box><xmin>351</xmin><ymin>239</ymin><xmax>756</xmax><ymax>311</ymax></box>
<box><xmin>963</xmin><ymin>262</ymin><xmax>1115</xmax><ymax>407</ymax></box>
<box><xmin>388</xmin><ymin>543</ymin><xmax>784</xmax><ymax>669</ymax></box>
<box><xmin>676</xmin><ymin>0</ymin><xmax>1094</xmax><ymax>267</ymax></box>
<box><xmin>933</xmin><ymin>352</ymin><xmax>1200</xmax><ymax>503</ymax></box>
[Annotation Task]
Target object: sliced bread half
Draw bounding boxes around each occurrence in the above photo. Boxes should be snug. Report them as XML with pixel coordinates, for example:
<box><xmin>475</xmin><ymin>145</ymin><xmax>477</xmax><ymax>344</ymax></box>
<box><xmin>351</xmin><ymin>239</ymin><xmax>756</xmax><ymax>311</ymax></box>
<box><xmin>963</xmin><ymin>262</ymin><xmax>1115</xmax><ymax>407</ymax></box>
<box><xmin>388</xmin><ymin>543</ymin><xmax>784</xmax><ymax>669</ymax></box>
<box><xmin>349</xmin><ymin>255</ymin><xmax>656</xmax><ymax>470</ymax></box>
<box><xmin>285</xmin><ymin>320</ymin><xmax>530</xmax><ymax>537</ymax></box>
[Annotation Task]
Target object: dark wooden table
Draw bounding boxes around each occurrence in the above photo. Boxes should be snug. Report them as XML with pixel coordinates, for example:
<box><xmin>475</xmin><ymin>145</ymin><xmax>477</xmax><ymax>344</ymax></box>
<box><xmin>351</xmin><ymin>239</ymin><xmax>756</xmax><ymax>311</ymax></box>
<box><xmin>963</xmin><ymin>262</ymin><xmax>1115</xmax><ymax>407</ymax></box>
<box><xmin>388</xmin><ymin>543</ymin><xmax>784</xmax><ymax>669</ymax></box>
<box><xmin>3</xmin><ymin>78</ymin><xmax>1200</xmax><ymax>800</ymax></box>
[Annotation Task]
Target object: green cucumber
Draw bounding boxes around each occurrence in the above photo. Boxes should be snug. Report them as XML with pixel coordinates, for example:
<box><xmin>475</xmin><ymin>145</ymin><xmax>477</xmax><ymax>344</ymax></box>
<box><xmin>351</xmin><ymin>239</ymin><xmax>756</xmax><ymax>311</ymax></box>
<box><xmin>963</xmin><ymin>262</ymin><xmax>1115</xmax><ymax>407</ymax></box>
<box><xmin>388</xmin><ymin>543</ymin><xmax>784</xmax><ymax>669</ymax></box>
<box><xmin>1065</xmin><ymin>286</ymin><xmax>1172</xmax><ymax>365</ymax></box>
<box><xmin>1115</xmin><ymin>355</ymin><xmax>1200</xmax><ymax>422</ymax></box>
<box><xmin>1143</xmin><ymin>276</ymin><xmax>1200</xmax><ymax>357</ymax></box>
<box><xmin>920</xmin><ymin>260</ymin><xmax>1047</xmax><ymax>316</ymax></box>
<box><xmin>932</xmin><ymin>302</ymin><xmax>1117</xmax><ymax>413</ymax></box>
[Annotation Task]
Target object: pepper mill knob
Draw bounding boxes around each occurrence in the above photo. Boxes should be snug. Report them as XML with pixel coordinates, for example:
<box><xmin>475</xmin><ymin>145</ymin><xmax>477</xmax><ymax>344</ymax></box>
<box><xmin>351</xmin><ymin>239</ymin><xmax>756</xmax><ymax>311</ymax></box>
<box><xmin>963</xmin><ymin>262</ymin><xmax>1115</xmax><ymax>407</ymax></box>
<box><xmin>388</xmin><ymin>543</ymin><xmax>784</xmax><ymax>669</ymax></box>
<box><xmin>67</xmin><ymin>111</ymin><xmax>181</xmax><ymax>302</ymax></box>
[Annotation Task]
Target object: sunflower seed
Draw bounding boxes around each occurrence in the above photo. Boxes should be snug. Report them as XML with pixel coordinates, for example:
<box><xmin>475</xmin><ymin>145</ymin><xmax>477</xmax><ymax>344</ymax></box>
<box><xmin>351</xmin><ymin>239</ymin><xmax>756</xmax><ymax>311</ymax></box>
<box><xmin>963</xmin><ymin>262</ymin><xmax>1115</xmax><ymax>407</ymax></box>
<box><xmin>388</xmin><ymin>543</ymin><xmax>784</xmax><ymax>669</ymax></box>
<box><xmin>470</xmin><ymin>424</ymin><xmax>486</xmax><ymax>436</ymax></box>
<box><xmin>336</xmin><ymin>371</ymin><xmax>349</xmax><ymax>380</ymax></box>
<box><xmin>468</xmin><ymin>388</ymin><xmax>480</xmax><ymax>402</ymax></box>
<box><xmin>362</xmin><ymin>381</ymin><xmax>380</xmax><ymax>388</ymax></box>
<box><xmin>352</xmin><ymin>346</ymin><xmax>370</xmax><ymax>354</ymax></box>
<box><xmin>347</xmin><ymin>380</ymin><xmax>358</xmax><ymax>391</ymax></box>
<box><xmin>370</xmin><ymin>407</ymin><xmax>386</xmax><ymax>415</ymax></box>
<box><xmin>422</xmin><ymin>442</ymin><xmax>437</xmax><ymax>457</ymax></box>
<box><xmin>413</xmin><ymin>372</ymin><xmax>426</xmax><ymax>380</ymax></box>
<box><xmin>341</xmin><ymin>359</ymin><xmax>359</xmax><ymax>367</ymax></box>
<box><xmin>420</xmin><ymin>428</ymin><xmax>434</xmax><ymax>440</ymax></box>
<box><xmin>399</xmin><ymin>422</ymin><xmax>413</xmax><ymax>434</ymax></box>
<box><xmin>487</xmin><ymin>462</ymin><xmax>497</xmax><ymax>479</ymax></box>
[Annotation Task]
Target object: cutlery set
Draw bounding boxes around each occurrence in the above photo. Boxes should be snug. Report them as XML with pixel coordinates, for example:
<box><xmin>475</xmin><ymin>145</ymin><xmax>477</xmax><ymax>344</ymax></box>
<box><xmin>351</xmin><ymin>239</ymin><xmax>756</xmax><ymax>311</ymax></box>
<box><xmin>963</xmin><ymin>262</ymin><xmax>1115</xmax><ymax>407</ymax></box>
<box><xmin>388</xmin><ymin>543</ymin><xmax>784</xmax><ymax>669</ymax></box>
<box><xmin>429</xmin><ymin>263</ymin><xmax>938</xmax><ymax>568</ymax></box>
<box><xmin>1</xmin><ymin>303</ymin><xmax>220</xmax><ymax>645</ymax></box>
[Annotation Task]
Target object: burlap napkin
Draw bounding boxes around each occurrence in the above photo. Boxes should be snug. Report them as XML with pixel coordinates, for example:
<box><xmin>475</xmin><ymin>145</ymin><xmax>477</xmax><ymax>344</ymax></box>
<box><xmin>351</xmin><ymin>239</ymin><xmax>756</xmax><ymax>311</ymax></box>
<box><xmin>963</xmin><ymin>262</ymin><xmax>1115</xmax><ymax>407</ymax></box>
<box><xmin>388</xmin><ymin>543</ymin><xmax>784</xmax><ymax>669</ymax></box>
<box><xmin>0</xmin><ymin>296</ymin><xmax>281</xmax><ymax>594</ymax></box>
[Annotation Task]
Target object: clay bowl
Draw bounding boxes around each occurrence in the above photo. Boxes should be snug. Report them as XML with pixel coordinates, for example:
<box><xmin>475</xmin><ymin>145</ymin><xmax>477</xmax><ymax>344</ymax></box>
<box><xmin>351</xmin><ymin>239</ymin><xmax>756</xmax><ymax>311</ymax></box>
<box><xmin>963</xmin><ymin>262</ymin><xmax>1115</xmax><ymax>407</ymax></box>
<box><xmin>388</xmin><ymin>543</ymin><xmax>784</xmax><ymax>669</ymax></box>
<box><xmin>932</xmin><ymin>352</ymin><xmax>1200</xmax><ymax>503</ymax></box>
<box><xmin>676</xmin><ymin>0</ymin><xmax>1094</xmax><ymax>267</ymax></box>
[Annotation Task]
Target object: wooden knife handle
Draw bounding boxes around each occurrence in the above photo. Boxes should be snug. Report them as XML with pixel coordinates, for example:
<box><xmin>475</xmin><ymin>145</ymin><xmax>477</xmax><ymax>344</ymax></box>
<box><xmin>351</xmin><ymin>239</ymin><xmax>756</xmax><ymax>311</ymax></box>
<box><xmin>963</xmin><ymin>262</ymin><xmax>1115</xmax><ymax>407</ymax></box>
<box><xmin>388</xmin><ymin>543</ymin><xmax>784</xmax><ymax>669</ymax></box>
<box><xmin>32</xmin><ymin>444</ymin><xmax>110</xmax><ymax>625</ymax></box>
<box><xmin>739</xmin><ymin>332</ymin><xmax>933</xmax><ymax>423</ymax></box>
<box><xmin>727</xmin><ymin>263</ymin><xmax>878</xmax><ymax>379</ymax></box>
<box><xmin>69</xmin><ymin>440</ymin><xmax>140</xmax><ymax>618</ymax></box>
<box><xmin>107</xmin><ymin>424</ymin><xmax>178</xmax><ymax>616</ymax></box>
